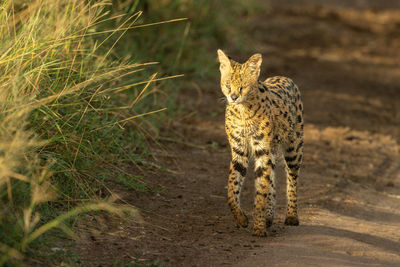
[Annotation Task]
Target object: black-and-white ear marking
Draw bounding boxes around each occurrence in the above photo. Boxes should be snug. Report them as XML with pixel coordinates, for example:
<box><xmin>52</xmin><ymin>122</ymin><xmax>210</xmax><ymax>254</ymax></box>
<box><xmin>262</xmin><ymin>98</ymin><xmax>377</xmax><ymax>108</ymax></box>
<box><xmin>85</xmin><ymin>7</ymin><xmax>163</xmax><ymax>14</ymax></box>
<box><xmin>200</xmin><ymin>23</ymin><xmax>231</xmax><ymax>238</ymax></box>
<box><xmin>217</xmin><ymin>49</ymin><xmax>231</xmax><ymax>74</ymax></box>
<box><xmin>247</xmin><ymin>53</ymin><xmax>262</xmax><ymax>75</ymax></box>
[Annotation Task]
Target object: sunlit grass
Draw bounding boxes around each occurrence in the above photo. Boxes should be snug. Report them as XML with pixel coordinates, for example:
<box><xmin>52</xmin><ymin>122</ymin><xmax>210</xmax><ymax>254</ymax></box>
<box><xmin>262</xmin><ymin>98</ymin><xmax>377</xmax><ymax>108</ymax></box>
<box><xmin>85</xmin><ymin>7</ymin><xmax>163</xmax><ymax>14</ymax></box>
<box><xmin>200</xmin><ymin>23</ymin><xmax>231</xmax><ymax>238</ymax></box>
<box><xmin>0</xmin><ymin>0</ymin><xmax>182</xmax><ymax>264</ymax></box>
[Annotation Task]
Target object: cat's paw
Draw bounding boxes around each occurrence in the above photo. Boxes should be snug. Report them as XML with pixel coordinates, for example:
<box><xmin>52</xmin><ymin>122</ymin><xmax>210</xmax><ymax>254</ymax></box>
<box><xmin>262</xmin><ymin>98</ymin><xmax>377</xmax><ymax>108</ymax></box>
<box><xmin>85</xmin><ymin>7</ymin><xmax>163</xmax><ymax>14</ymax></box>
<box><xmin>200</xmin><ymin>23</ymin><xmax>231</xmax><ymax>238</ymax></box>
<box><xmin>252</xmin><ymin>226</ymin><xmax>267</xmax><ymax>237</ymax></box>
<box><xmin>235</xmin><ymin>212</ymin><xmax>249</xmax><ymax>228</ymax></box>
<box><xmin>284</xmin><ymin>216</ymin><xmax>299</xmax><ymax>226</ymax></box>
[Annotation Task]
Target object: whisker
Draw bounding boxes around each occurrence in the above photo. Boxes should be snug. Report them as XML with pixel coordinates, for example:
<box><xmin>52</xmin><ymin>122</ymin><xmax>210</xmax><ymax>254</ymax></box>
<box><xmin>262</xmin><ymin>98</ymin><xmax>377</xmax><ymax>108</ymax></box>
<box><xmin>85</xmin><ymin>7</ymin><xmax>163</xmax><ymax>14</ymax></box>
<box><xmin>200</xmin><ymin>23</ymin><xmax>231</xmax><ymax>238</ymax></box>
<box><xmin>218</xmin><ymin>97</ymin><xmax>227</xmax><ymax>104</ymax></box>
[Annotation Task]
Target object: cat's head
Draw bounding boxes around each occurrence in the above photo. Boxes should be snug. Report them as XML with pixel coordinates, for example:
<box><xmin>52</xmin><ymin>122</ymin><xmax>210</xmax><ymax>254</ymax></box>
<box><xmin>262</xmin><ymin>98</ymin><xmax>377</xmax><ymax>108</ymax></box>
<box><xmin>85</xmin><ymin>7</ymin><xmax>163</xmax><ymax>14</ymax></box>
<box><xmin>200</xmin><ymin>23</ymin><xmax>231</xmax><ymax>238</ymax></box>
<box><xmin>217</xmin><ymin>49</ymin><xmax>262</xmax><ymax>104</ymax></box>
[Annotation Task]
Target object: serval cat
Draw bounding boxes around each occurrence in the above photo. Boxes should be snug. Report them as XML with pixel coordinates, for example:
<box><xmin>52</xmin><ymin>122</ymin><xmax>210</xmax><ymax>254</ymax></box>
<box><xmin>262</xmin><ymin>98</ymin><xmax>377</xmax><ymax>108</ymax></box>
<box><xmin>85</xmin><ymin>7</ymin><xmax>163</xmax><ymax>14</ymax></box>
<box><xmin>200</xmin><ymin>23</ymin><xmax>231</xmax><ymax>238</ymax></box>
<box><xmin>217</xmin><ymin>49</ymin><xmax>304</xmax><ymax>237</ymax></box>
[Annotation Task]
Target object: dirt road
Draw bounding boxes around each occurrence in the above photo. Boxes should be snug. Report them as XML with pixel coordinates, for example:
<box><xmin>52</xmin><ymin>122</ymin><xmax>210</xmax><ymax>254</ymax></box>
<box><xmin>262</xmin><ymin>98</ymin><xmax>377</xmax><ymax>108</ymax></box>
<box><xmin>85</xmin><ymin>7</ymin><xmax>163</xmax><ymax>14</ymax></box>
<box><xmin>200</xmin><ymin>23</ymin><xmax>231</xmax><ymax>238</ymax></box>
<box><xmin>76</xmin><ymin>1</ymin><xmax>400</xmax><ymax>266</ymax></box>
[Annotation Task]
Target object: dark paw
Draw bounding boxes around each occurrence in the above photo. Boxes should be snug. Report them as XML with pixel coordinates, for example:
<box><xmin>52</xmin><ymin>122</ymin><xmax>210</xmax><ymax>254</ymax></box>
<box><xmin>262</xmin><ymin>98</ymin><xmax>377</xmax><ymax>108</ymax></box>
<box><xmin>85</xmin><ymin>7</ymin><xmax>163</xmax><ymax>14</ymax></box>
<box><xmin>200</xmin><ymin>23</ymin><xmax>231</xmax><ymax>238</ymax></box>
<box><xmin>284</xmin><ymin>216</ymin><xmax>299</xmax><ymax>226</ymax></box>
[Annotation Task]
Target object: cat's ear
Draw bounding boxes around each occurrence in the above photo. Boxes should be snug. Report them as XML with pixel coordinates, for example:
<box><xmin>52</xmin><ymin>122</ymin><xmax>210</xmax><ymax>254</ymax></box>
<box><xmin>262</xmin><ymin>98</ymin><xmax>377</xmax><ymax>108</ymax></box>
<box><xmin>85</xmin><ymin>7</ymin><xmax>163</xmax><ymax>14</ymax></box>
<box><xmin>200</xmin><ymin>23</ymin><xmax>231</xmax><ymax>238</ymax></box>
<box><xmin>217</xmin><ymin>49</ymin><xmax>231</xmax><ymax>75</ymax></box>
<box><xmin>246</xmin><ymin>53</ymin><xmax>262</xmax><ymax>76</ymax></box>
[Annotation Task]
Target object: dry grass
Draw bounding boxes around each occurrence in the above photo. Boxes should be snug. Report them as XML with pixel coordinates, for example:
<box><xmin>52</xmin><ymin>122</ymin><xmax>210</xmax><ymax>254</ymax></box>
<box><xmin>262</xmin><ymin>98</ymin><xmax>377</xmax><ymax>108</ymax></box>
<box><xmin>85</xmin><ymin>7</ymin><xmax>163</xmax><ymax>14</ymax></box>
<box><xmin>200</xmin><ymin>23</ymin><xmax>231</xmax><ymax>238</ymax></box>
<box><xmin>0</xmin><ymin>0</ymin><xmax>171</xmax><ymax>264</ymax></box>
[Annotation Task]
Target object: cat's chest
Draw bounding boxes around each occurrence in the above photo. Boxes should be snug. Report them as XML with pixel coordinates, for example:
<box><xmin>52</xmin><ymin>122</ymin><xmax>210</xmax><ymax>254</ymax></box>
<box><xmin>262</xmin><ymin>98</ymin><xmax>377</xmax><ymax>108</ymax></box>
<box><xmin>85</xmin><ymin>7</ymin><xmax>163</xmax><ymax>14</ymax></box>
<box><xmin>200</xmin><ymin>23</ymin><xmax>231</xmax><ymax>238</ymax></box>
<box><xmin>226</xmin><ymin>107</ymin><xmax>261</xmax><ymax>137</ymax></box>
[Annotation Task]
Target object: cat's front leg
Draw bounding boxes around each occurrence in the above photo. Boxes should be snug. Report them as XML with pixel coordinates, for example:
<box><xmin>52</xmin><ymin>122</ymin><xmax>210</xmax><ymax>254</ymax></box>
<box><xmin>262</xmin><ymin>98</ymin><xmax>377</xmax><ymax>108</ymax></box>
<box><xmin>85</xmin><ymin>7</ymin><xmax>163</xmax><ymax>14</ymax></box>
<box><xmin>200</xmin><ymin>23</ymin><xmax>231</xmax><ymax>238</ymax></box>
<box><xmin>227</xmin><ymin>129</ymin><xmax>249</xmax><ymax>228</ymax></box>
<box><xmin>252</xmin><ymin>134</ymin><xmax>276</xmax><ymax>236</ymax></box>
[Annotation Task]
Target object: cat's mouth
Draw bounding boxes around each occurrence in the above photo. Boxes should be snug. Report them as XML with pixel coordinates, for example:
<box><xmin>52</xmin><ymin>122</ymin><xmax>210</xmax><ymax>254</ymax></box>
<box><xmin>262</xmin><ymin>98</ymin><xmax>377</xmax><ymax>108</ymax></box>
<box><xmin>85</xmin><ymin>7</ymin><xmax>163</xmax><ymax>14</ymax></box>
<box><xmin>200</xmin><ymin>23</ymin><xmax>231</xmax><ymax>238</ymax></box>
<box><xmin>227</xmin><ymin>95</ymin><xmax>245</xmax><ymax>104</ymax></box>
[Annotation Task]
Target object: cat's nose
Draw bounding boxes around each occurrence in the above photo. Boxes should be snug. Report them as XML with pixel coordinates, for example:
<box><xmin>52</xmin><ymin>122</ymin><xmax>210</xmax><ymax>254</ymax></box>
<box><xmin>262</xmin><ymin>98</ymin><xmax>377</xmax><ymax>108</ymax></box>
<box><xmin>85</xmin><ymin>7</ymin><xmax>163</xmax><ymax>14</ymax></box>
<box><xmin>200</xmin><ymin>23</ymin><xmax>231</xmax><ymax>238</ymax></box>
<box><xmin>231</xmin><ymin>94</ymin><xmax>238</xmax><ymax>101</ymax></box>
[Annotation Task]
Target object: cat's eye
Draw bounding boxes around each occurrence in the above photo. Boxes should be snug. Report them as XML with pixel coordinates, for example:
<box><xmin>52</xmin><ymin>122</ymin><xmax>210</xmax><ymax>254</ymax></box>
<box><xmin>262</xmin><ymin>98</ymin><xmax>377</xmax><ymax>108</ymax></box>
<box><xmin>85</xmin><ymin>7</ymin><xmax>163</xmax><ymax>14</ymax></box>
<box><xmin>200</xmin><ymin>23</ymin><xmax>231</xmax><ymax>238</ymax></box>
<box><xmin>239</xmin><ymin>87</ymin><xmax>243</xmax><ymax>93</ymax></box>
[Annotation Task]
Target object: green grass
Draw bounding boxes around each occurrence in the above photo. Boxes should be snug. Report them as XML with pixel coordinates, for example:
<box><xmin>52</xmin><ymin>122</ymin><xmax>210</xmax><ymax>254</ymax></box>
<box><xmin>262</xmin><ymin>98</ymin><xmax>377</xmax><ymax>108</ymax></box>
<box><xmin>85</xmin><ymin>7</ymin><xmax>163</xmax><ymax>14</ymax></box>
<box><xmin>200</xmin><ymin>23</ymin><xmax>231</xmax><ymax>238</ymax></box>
<box><xmin>0</xmin><ymin>0</ymin><xmax>170</xmax><ymax>264</ymax></box>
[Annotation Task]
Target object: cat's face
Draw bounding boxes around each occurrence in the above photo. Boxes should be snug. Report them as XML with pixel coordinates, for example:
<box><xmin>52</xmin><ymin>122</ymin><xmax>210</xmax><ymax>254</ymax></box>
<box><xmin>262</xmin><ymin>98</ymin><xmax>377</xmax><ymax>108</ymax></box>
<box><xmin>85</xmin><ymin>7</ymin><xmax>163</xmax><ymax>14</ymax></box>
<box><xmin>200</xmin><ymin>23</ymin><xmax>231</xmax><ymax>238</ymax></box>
<box><xmin>217</xmin><ymin>49</ymin><xmax>262</xmax><ymax>104</ymax></box>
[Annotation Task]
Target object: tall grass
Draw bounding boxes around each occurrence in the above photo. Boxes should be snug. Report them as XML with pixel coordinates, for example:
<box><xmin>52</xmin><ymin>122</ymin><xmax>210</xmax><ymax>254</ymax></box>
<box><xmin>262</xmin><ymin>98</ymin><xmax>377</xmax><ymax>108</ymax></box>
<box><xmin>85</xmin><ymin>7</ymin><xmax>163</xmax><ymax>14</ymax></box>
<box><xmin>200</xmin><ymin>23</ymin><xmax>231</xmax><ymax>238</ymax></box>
<box><xmin>0</xmin><ymin>0</ymin><xmax>180</xmax><ymax>264</ymax></box>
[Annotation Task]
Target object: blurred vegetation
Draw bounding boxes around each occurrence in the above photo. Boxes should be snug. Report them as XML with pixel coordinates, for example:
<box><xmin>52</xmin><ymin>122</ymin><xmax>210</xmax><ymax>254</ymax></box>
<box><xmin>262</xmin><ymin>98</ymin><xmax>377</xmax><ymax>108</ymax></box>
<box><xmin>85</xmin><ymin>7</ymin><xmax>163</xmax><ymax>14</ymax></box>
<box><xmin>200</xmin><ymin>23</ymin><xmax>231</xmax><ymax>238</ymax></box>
<box><xmin>107</xmin><ymin>0</ymin><xmax>260</xmax><ymax>82</ymax></box>
<box><xmin>0</xmin><ymin>0</ymin><xmax>259</xmax><ymax>264</ymax></box>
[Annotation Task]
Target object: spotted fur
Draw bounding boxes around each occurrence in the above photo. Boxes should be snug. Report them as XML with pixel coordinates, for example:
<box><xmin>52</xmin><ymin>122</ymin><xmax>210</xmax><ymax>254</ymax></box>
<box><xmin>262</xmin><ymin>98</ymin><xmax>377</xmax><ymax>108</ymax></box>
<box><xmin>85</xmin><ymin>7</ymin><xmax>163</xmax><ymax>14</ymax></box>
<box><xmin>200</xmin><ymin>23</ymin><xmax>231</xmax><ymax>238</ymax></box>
<box><xmin>217</xmin><ymin>49</ymin><xmax>304</xmax><ymax>237</ymax></box>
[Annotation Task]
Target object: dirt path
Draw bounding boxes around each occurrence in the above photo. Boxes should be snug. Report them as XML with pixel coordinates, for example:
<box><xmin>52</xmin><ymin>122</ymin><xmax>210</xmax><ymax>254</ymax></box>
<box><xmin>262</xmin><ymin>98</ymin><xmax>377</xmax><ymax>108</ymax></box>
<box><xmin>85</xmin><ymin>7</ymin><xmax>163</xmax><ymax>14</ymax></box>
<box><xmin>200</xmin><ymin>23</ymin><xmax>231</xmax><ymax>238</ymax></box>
<box><xmin>75</xmin><ymin>1</ymin><xmax>400</xmax><ymax>266</ymax></box>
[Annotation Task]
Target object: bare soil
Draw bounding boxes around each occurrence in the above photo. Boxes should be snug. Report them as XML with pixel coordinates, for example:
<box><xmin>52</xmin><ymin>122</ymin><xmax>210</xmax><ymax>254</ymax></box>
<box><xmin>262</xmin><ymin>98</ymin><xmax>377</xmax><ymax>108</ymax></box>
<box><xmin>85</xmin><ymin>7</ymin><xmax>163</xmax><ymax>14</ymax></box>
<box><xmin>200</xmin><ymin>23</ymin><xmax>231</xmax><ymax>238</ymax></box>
<box><xmin>74</xmin><ymin>1</ymin><xmax>400</xmax><ymax>266</ymax></box>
